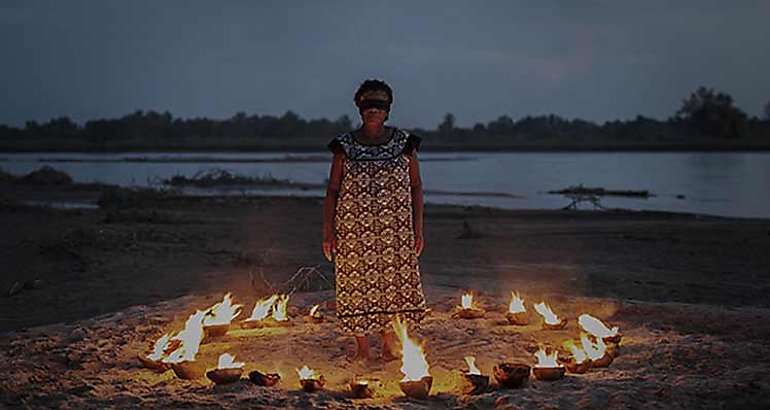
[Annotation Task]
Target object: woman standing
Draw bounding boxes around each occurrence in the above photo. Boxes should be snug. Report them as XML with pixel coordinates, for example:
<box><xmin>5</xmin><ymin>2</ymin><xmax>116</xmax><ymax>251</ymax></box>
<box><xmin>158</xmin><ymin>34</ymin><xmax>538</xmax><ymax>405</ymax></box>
<box><xmin>323</xmin><ymin>79</ymin><xmax>427</xmax><ymax>362</ymax></box>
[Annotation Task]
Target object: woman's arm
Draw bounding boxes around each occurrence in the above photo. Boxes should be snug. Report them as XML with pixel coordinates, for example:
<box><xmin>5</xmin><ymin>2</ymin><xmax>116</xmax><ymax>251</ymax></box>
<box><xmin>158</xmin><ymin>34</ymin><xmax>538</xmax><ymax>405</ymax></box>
<box><xmin>323</xmin><ymin>152</ymin><xmax>344</xmax><ymax>261</ymax></box>
<box><xmin>408</xmin><ymin>151</ymin><xmax>424</xmax><ymax>256</ymax></box>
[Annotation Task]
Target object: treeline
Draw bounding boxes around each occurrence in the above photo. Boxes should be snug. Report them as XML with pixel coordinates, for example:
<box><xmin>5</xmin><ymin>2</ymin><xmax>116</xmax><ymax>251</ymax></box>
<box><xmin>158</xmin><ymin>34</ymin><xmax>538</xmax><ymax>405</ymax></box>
<box><xmin>1</xmin><ymin>87</ymin><xmax>769</xmax><ymax>151</ymax></box>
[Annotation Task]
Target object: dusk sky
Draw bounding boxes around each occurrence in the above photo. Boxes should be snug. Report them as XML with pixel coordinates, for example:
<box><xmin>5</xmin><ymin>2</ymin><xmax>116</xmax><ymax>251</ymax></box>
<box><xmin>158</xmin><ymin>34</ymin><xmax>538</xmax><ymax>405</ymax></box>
<box><xmin>1</xmin><ymin>0</ymin><xmax>769</xmax><ymax>129</ymax></box>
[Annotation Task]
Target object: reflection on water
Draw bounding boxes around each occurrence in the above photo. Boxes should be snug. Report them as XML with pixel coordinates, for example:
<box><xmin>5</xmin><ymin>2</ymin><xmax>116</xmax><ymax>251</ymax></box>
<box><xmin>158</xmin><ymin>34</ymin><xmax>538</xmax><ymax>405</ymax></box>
<box><xmin>1</xmin><ymin>151</ymin><xmax>769</xmax><ymax>219</ymax></box>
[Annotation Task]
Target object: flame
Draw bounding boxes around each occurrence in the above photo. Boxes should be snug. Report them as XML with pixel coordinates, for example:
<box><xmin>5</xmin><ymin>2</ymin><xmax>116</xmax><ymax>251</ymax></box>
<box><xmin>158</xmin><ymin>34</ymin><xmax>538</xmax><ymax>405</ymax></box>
<box><xmin>464</xmin><ymin>356</ymin><xmax>481</xmax><ymax>375</ymax></box>
<box><xmin>246</xmin><ymin>294</ymin><xmax>279</xmax><ymax>322</ymax></box>
<box><xmin>508</xmin><ymin>292</ymin><xmax>526</xmax><ymax>314</ymax></box>
<box><xmin>534</xmin><ymin>347</ymin><xmax>562</xmax><ymax>368</ymax></box>
<box><xmin>146</xmin><ymin>333</ymin><xmax>173</xmax><ymax>361</ymax></box>
<box><xmin>203</xmin><ymin>293</ymin><xmax>243</xmax><ymax>326</ymax></box>
<box><xmin>297</xmin><ymin>365</ymin><xmax>315</xmax><ymax>379</ymax></box>
<box><xmin>271</xmin><ymin>294</ymin><xmax>290</xmax><ymax>321</ymax></box>
<box><xmin>460</xmin><ymin>292</ymin><xmax>474</xmax><ymax>309</ymax></box>
<box><xmin>533</xmin><ymin>301</ymin><xmax>561</xmax><ymax>325</ymax></box>
<box><xmin>578</xmin><ymin>314</ymin><xmax>619</xmax><ymax>338</ymax></box>
<box><xmin>309</xmin><ymin>304</ymin><xmax>320</xmax><ymax>316</ymax></box>
<box><xmin>392</xmin><ymin>316</ymin><xmax>430</xmax><ymax>381</ymax></box>
<box><xmin>562</xmin><ymin>340</ymin><xmax>588</xmax><ymax>364</ymax></box>
<box><xmin>216</xmin><ymin>353</ymin><xmax>245</xmax><ymax>369</ymax></box>
<box><xmin>580</xmin><ymin>332</ymin><xmax>607</xmax><ymax>360</ymax></box>
<box><xmin>162</xmin><ymin>310</ymin><xmax>206</xmax><ymax>363</ymax></box>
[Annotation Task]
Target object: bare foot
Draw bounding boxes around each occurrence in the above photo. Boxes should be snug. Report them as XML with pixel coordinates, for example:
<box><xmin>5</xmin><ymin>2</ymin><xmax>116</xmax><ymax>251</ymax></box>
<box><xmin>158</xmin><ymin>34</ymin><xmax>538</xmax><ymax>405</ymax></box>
<box><xmin>380</xmin><ymin>349</ymin><xmax>400</xmax><ymax>363</ymax></box>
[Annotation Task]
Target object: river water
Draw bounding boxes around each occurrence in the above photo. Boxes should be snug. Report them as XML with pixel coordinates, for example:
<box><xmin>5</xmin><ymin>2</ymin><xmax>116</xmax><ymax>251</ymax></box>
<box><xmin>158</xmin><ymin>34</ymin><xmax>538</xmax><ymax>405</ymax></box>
<box><xmin>1</xmin><ymin>152</ymin><xmax>768</xmax><ymax>219</ymax></box>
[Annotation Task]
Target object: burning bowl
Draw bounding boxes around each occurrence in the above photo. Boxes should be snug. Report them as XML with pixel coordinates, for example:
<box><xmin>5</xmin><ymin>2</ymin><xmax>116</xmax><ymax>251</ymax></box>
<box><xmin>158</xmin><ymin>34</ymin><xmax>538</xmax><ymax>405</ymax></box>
<box><xmin>541</xmin><ymin>318</ymin><xmax>568</xmax><ymax>330</ymax></box>
<box><xmin>559</xmin><ymin>357</ymin><xmax>591</xmax><ymax>374</ymax></box>
<box><xmin>248</xmin><ymin>370</ymin><xmax>281</xmax><ymax>387</ymax></box>
<box><xmin>505</xmin><ymin>312</ymin><xmax>528</xmax><ymax>325</ymax></box>
<box><xmin>203</xmin><ymin>324</ymin><xmax>230</xmax><ymax>339</ymax></box>
<box><xmin>300</xmin><ymin>376</ymin><xmax>326</xmax><ymax>393</ymax></box>
<box><xmin>170</xmin><ymin>360</ymin><xmax>205</xmax><ymax>380</ymax></box>
<box><xmin>492</xmin><ymin>362</ymin><xmax>530</xmax><ymax>389</ymax></box>
<box><xmin>206</xmin><ymin>368</ymin><xmax>243</xmax><ymax>384</ymax></box>
<box><xmin>606</xmin><ymin>343</ymin><xmax>620</xmax><ymax>358</ymax></box>
<box><xmin>591</xmin><ymin>353</ymin><xmax>614</xmax><ymax>368</ymax></box>
<box><xmin>462</xmin><ymin>372</ymin><xmax>490</xmax><ymax>395</ymax></box>
<box><xmin>349</xmin><ymin>378</ymin><xmax>375</xmax><ymax>399</ymax></box>
<box><xmin>603</xmin><ymin>333</ymin><xmax>623</xmax><ymax>345</ymax></box>
<box><xmin>532</xmin><ymin>366</ymin><xmax>566</xmax><ymax>381</ymax></box>
<box><xmin>137</xmin><ymin>355</ymin><xmax>170</xmax><ymax>372</ymax></box>
<box><xmin>453</xmin><ymin>307</ymin><xmax>486</xmax><ymax>319</ymax></box>
<box><xmin>399</xmin><ymin>376</ymin><xmax>433</xmax><ymax>399</ymax></box>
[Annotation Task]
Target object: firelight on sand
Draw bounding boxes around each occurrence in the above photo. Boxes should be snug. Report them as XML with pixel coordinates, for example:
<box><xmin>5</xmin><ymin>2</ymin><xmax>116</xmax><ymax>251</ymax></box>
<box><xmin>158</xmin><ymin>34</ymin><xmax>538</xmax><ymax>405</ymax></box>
<box><xmin>203</xmin><ymin>293</ymin><xmax>243</xmax><ymax>326</ymax></box>
<box><xmin>578</xmin><ymin>314</ymin><xmax>620</xmax><ymax>339</ymax></box>
<box><xmin>246</xmin><ymin>294</ymin><xmax>279</xmax><ymax>322</ymax></box>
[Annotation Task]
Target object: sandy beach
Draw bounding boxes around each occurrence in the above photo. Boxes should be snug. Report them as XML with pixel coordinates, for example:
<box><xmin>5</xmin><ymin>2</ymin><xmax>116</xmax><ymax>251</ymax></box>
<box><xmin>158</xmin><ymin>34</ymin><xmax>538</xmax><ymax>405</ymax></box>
<box><xmin>1</xmin><ymin>178</ymin><xmax>770</xmax><ymax>408</ymax></box>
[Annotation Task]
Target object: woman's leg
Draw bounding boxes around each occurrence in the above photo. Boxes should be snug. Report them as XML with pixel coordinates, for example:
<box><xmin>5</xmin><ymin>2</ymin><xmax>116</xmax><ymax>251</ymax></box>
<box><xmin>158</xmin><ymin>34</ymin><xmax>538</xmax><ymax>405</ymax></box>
<box><xmin>381</xmin><ymin>330</ymin><xmax>400</xmax><ymax>362</ymax></box>
<box><xmin>351</xmin><ymin>334</ymin><xmax>370</xmax><ymax>362</ymax></box>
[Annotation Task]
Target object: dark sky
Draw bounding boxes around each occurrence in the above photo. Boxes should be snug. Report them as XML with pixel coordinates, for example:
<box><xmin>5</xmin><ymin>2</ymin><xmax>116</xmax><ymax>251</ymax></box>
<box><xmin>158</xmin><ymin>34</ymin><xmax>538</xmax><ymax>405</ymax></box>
<box><xmin>1</xmin><ymin>0</ymin><xmax>768</xmax><ymax>129</ymax></box>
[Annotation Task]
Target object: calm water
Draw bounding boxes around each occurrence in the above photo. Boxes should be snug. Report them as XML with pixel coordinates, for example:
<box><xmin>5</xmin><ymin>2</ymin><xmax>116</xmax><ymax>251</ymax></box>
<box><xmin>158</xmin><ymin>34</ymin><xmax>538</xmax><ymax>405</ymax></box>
<box><xmin>2</xmin><ymin>152</ymin><xmax>769</xmax><ymax>219</ymax></box>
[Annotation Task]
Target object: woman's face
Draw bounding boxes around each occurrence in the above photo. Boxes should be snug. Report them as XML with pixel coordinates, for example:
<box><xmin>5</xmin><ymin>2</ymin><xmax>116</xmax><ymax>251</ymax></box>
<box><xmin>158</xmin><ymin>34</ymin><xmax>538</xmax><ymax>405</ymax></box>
<box><xmin>358</xmin><ymin>90</ymin><xmax>390</xmax><ymax>127</ymax></box>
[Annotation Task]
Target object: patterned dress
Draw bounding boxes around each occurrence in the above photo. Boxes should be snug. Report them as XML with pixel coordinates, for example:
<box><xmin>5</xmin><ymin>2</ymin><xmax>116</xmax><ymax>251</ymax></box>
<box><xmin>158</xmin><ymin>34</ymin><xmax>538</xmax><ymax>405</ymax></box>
<box><xmin>329</xmin><ymin>129</ymin><xmax>427</xmax><ymax>335</ymax></box>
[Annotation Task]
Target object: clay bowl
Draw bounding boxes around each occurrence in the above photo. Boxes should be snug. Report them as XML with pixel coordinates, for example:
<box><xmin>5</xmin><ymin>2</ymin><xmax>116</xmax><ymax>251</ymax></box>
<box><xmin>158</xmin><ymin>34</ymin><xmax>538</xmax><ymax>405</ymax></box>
<box><xmin>349</xmin><ymin>379</ymin><xmax>375</xmax><ymax>398</ymax></box>
<box><xmin>453</xmin><ymin>308</ymin><xmax>486</xmax><ymax>319</ymax></box>
<box><xmin>463</xmin><ymin>373</ymin><xmax>490</xmax><ymax>395</ymax></box>
<box><xmin>505</xmin><ymin>312</ymin><xmax>528</xmax><ymax>325</ymax></box>
<box><xmin>493</xmin><ymin>362</ymin><xmax>530</xmax><ymax>388</ymax></box>
<box><xmin>541</xmin><ymin>319</ymin><xmax>568</xmax><ymax>330</ymax></box>
<box><xmin>399</xmin><ymin>376</ymin><xmax>433</xmax><ymax>399</ymax></box>
<box><xmin>532</xmin><ymin>366</ymin><xmax>566</xmax><ymax>381</ymax></box>
<box><xmin>300</xmin><ymin>376</ymin><xmax>326</xmax><ymax>393</ymax></box>
<box><xmin>203</xmin><ymin>324</ymin><xmax>230</xmax><ymax>339</ymax></box>
<box><xmin>170</xmin><ymin>360</ymin><xmax>205</xmax><ymax>380</ymax></box>
<box><xmin>591</xmin><ymin>353</ymin><xmax>614</xmax><ymax>368</ymax></box>
<box><xmin>248</xmin><ymin>370</ymin><xmax>281</xmax><ymax>386</ymax></box>
<box><xmin>240</xmin><ymin>320</ymin><xmax>267</xmax><ymax>330</ymax></box>
<box><xmin>559</xmin><ymin>357</ymin><xmax>591</xmax><ymax>374</ymax></box>
<box><xmin>137</xmin><ymin>354</ymin><xmax>170</xmax><ymax>372</ymax></box>
<box><xmin>603</xmin><ymin>333</ymin><xmax>623</xmax><ymax>345</ymax></box>
<box><xmin>206</xmin><ymin>368</ymin><xmax>243</xmax><ymax>384</ymax></box>
<box><xmin>606</xmin><ymin>343</ymin><xmax>620</xmax><ymax>358</ymax></box>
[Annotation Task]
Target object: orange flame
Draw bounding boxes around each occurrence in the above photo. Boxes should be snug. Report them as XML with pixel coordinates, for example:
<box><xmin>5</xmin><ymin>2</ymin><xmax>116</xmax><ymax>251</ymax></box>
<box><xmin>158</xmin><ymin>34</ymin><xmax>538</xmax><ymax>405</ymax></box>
<box><xmin>578</xmin><ymin>314</ymin><xmax>619</xmax><ymax>338</ymax></box>
<box><xmin>392</xmin><ymin>316</ymin><xmax>430</xmax><ymax>381</ymax></box>
<box><xmin>533</xmin><ymin>301</ymin><xmax>561</xmax><ymax>325</ymax></box>
<box><xmin>460</xmin><ymin>292</ymin><xmax>474</xmax><ymax>309</ymax></box>
<box><xmin>464</xmin><ymin>356</ymin><xmax>481</xmax><ymax>375</ymax></box>
<box><xmin>245</xmin><ymin>294</ymin><xmax>279</xmax><ymax>322</ymax></box>
<box><xmin>508</xmin><ymin>292</ymin><xmax>526</xmax><ymax>314</ymax></box>
<box><xmin>271</xmin><ymin>294</ymin><xmax>290</xmax><ymax>321</ymax></box>
<box><xmin>309</xmin><ymin>304</ymin><xmax>320</xmax><ymax>316</ymax></box>
<box><xmin>203</xmin><ymin>293</ymin><xmax>243</xmax><ymax>326</ymax></box>
<box><xmin>162</xmin><ymin>310</ymin><xmax>206</xmax><ymax>363</ymax></box>
<box><xmin>534</xmin><ymin>347</ymin><xmax>562</xmax><ymax>368</ymax></box>
<box><xmin>216</xmin><ymin>353</ymin><xmax>245</xmax><ymax>369</ymax></box>
<box><xmin>580</xmin><ymin>332</ymin><xmax>607</xmax><ymax>360</ymax></box>
<box><xmin>562</xmin><ymin>340</ymin><xmax>588</xmax><ymax>364</ymax></box>
<box><xmin>146</xmin><ymin>333</ymin><xmax>173</xmax><ymax>361</ymax></box>
<box><xmin>297</xmin><ymin>365</ymin><xmax>315</xmax><ymax>379</ymax></box>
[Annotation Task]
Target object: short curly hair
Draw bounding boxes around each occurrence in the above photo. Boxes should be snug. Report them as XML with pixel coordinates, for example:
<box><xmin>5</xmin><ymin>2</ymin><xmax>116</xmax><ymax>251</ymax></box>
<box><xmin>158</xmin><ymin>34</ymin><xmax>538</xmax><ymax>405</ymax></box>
<box><xmin>354</xmin><ymin>79</ymin><xmax>393</xmax><ymax>107</ymax></box>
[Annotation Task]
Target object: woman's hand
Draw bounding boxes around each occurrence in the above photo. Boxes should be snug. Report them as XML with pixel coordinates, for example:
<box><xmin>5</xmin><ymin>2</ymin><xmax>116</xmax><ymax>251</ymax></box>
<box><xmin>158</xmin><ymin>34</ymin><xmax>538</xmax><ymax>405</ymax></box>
<box><xmin>323</xmin><ymin>236</ymin><xmax>337</xmax><ymax>262</ymax></box>
<box><xmin>415</xmin><ymin>233</ymin><xmax>424</xmax><ymax>257</ymax></box>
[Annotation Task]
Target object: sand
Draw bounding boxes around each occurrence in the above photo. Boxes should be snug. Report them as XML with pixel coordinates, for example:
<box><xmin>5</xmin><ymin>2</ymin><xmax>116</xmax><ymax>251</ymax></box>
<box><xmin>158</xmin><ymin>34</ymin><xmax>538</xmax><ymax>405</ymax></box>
<box><xmin>1</xmin><ymin>180</ymin><xmax>770</xmax><ymax>409</ymax></box>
